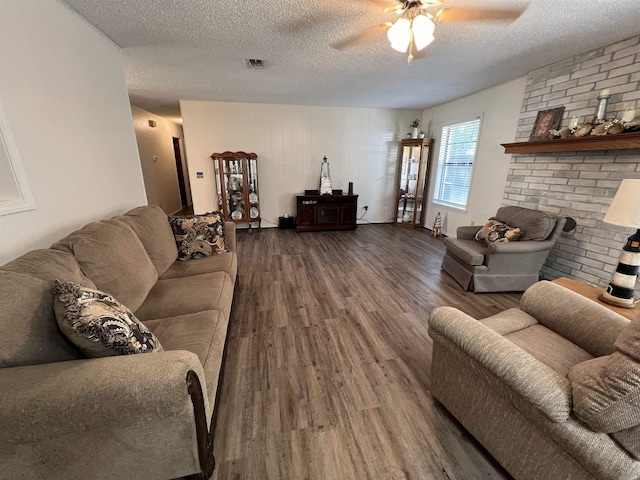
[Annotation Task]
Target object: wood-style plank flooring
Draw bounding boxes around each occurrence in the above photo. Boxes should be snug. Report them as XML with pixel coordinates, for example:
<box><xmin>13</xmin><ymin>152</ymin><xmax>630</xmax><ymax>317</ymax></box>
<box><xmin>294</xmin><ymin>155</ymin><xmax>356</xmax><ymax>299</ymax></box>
<box><xmin>212</xmin><ymin>225</ymin><xmax>520</xmax><ymax>480</ymax></box>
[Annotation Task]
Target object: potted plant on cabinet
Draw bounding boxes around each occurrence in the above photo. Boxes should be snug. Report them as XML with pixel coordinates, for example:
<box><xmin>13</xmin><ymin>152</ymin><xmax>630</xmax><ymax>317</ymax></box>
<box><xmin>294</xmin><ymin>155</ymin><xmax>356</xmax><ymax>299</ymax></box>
<box><xmin>410</xmin><ymin>119</ymin><xmax>420</xmax><ymax>139</ymax></box>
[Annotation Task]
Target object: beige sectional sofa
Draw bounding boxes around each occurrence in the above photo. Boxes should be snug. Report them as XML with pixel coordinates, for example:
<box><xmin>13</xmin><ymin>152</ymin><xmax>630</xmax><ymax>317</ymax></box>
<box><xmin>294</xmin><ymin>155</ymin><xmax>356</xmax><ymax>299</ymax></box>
<box><xmin>429</xmin><ymin>280</ymin><xmax>640</xmax><ymax>480</ymax></box>
<box><xmin>0</xmin><ymin>205</ymin><xmax>237</xmax><ymax>479</ymax></box>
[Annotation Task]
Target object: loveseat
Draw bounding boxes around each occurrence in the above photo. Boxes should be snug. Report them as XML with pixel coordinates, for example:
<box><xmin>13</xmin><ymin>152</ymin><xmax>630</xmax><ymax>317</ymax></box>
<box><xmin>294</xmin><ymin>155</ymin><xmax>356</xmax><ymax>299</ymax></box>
<box><xmin>429</xmin><ymin>280</ymin><xmax>640</xmax><ymax>480</ymax></box>
<box><xmin>0</xmin><ymin>205</ymin><xmax>237</xmax><ymax>479</ymax></box>
<box><xmin>442</xmin><ymin>206</ymin><xmax>567</xmax><ymax>292</ymax></box>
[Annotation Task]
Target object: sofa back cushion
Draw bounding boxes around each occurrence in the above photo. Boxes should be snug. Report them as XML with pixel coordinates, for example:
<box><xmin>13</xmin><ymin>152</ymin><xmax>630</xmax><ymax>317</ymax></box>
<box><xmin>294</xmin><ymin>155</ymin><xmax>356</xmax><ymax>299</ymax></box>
<box><xmin>495</xmin><ymin>206</ymin><xmax>556</xmax><ymax>241</ymax></box>
<box><xmin>111</xmin><ymin>206</ymin><xmax>177</xmax><ymax>276</ymax></box>
<box><xmin>0</xmin><ymin>270</ymin><xmax>81</xmax><ymax>368</ymax></box>
<box><xmin>569</xmin><ymin>318</ymin><xmax>640</xmax><ymax>459</ymax></box>
<box><xmin>51</xmin><ymin>221</ymin><xmax>158</xmax><ymax>312</ymax></box>
<box><xmin>0</xmin><ymin>249</ymin><xmax>96</xmax><ymax>288</ymax></box>
<box><xmin>521</xmin><ymin>281</ymin><xmax>628</xmax><ymax>357</ymax></box>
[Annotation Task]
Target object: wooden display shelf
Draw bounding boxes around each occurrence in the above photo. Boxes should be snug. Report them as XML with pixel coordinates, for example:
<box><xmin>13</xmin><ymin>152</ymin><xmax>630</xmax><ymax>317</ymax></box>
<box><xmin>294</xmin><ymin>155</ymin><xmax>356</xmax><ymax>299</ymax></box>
<box><xmin>501</xmin><ymin>131</ymin><xmax>640</xmax><ymax>154</ymax></box>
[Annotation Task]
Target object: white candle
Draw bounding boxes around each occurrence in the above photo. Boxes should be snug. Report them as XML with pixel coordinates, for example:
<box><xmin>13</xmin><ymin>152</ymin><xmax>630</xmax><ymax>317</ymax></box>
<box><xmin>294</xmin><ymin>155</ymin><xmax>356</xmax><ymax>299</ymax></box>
<box><xmin>569</xmin><ymin>116</ymin><xmax>579</xmax><ymax>129</ymax></box>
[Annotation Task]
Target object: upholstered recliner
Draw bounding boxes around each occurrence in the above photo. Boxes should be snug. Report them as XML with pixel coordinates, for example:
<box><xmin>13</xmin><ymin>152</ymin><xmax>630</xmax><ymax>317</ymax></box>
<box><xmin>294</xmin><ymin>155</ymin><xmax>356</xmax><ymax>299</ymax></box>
<box><xmin>442</xmin><ymin>206</ymin><xmax>567</xmax><ymax>292</ymax></box>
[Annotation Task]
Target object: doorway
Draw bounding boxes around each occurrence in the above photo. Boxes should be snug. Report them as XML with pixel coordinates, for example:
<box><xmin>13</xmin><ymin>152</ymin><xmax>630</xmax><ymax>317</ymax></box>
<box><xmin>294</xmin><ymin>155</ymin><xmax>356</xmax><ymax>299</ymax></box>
<box><xmin>173</xmin><ymin>137</ymin><xmax>193</xmax><ymax>214</ymax></box>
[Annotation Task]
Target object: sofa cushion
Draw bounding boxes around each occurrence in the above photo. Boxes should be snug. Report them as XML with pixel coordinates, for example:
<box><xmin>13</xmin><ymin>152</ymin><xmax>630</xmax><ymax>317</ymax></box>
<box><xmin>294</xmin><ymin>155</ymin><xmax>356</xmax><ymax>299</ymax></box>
<box><xmin>144</xmin><ymin>310</ymin><xmax>229</xmax><ymax>406</ymax></box>
<box><xmin>481</xmin><ymin>308</ymin><xmax>539</xmax><ymax>336</ymax></box>
<box><xmin>160</xmin><ymin>251</ymin><xmax>238</xmax><ymax>283</ymax></box>
<box><xmin>569</xmin><ymin>318</ymin><xmax>640</xmax><ymax>438</ymax></box>
<box><xmin>475</xmin><ymin>219</ymin><xmax>523</xmax><ymax>246</ymax></box>
<box><xmin>0</xmin><ymin>248</ymin><xmax>96</xmax><ymax>288</ymax></box>
<box><xmin>443</xmin><ymin>237</ymin><xmax>485</xmax><ymax>266</ymax></box>
<box><xmin>110</xmin><ymin>205</ymin><xmax>178</xmax><ymax>276</ymax></box>
<box><xmin>135</xmin><ymin>271</ymin><xmax>234</xmax><ymax>321</ymax></box>
<box><xmin>169</xmin><ymin>213</ymin><xmax>228</xmax><ymax>261</ymax></box>
<box><xmin>53</xmin><ymin>280</ymin><xmax>163</xmax><ymax>357</ymax></box>
<box><xmin>521</xmin><ymin>281</ymin><xmax>629</xmax><ymax>358</ymax></box>
<box><xmin>569</xmin><ymin>353</ymin><xmax>640</xmax><ymax>459</ymax></box>
<box><xmin>495</xmin><ymin>206</ymin><xmax>556</xmax><ymax>241</ymax></box>
<box><xmin>51</xmin><ymin>221</ymin><xmax>158</xmax><ymax>311</ymax></box>
<box><xmin>0</xmin><ymin>271</ymin><xmax>81</xmax><ymax>368</ymax></box>
<box><xmin>505</xmin><ymin>324</ymin><xmax>593</xmax><ymax>376</ymax></box>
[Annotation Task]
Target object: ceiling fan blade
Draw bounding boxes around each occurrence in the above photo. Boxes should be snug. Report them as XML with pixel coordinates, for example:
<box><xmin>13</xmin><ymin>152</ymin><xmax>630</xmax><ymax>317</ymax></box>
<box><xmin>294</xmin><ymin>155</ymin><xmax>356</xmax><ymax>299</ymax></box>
<box><xmin>437</xmin><ymin>7</ymin><xmax>526</xmax><ymax>23</ymax></box>
<box><xmin>331</xmin><ymin>24</ymin><xmax>389</xmax><ymax>50</ymax></box>
<box><xmin>383</xmin><ymin>5</ymin><xmax>404</xmax><ymax>14</ymax></box>
<box><xmin>361</xmin><ymin>0</ymin><xmax>398</xmax><ymax>7</ymax></box>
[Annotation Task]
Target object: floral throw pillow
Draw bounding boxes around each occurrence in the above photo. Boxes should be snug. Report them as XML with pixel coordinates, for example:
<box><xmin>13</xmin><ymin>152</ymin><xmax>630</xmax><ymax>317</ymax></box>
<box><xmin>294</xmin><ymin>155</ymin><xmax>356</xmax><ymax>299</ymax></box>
<box><xmin>475</xmin><ymin>218</ymin><xmax>523</xmax><ymax>246</ymax></box>
<box><xmin>169</xmin><ymin>212</ymin><xmax>228</xmax><ymax>261</ymax></box>
<box><xmin>53</xmin><ymin>280</ymin><xmax>162</xmax><ymax>357</ymax></box>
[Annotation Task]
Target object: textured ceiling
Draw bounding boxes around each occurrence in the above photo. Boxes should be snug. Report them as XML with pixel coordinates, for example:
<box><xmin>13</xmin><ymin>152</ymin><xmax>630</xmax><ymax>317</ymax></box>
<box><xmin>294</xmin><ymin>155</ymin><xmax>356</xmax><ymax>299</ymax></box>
<box><xmin>61</xmin><ymin>0</ymin><xmax>640</xmax><ymax>122</ymax></box>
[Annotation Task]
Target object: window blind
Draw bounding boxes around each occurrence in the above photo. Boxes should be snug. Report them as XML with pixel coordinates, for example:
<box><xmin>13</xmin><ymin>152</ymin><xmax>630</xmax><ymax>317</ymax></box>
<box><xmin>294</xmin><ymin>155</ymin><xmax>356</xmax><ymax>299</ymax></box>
<box><xmin>433</xmin><ymin>117</ymin><xmax>481</xmax><ymax>209</ymax></box>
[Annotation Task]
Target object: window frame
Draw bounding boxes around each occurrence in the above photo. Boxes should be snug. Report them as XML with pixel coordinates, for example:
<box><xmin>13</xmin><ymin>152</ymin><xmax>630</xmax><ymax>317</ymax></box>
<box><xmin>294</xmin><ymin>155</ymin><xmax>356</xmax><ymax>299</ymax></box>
<box><xmin>432</xmin><ymin>114</ymin><xmax>483</xmax><ymax>212</ymax></box>
<box><xmin>0</xmin><ymin>96</ymin><xmax>35</xmax><ymax>217</ymax></box>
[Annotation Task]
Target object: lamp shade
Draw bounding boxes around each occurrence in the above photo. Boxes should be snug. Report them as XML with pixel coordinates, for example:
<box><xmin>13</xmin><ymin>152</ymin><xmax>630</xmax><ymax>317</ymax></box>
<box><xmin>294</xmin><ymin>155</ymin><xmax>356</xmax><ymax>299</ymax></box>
<box><xmin>388</xmin><ymin>18</ymin><xmax>411</xmax><ymax>52</ymax></box>
<box><xmin>603</xmin><ymin>179</ymin><xmax>640</xmax><ymax>228</ymax></box>
<box><xmin>412</xmin><ymin>15</ymin><xmax>435</xmax><ymax>51</ymax></box>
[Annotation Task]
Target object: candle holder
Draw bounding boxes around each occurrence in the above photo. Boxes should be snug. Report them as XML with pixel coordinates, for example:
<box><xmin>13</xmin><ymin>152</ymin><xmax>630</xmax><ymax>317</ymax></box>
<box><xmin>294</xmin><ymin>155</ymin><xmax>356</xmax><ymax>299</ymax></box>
<box><xmin>593</xmin><ymin>90</ymin><xmax>611</xmax><ymax>124</ymax></box>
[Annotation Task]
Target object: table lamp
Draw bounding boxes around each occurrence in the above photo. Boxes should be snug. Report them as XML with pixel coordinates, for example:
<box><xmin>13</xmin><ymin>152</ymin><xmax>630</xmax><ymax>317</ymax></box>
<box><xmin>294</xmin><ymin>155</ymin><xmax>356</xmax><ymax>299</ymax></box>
<box><xmin>599</xmin><ymin>179</ymin><xmax>640</xmax><ymax>308</ymax></box>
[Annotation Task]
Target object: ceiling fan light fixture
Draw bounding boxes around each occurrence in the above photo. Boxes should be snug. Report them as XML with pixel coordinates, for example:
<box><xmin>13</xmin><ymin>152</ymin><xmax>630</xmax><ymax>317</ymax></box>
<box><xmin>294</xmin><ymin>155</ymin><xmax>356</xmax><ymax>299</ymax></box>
<box><xmin>387</xmin><ymin>18</ymin><xmax>411</xmax><ymax>52</ymax></box>
<box><xmin>412</xmin><ymin>15</ymin><xmax>435</xmax><ymax>51</ymax></box>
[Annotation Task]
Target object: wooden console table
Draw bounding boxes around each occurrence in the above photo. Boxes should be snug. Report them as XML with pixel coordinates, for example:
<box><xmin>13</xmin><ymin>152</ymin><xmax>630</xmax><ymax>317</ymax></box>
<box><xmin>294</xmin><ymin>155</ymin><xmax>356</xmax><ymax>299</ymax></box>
<box><xmin>296</xmin><ymin>194</ymin><xmax>358</xmax><ymax>232</ymax></box>
<box><xmin>551</xmin><ymin>277</ymin><xmax>638</xmax><ymax>321</ymax></box>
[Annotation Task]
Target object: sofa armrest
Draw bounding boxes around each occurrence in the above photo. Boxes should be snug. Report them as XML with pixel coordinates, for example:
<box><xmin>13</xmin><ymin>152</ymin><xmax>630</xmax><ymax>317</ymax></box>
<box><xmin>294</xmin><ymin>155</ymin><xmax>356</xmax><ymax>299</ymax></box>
<box><xmin>485</xmin><ymin>239</ymin><xmax>556</xmax><ymax>254</ymax></box>
<box><xmin>429</xmin><ymin>306</ymin><xmax>572</xmax><ymax>423</ymax></box>
<box><xmin>457</xmin><ymin>225</ymin><xmax>481</xmax><ymax>240</ymax></box>
<box><xmin>225</xmin><ymin>221</ymin><xmax>237</xmax><ymax>252</ymax></box>
<box><xmin>0</xmin><ymin>351</ymin><xmax>213</xmax><ymax>479</ymax></box>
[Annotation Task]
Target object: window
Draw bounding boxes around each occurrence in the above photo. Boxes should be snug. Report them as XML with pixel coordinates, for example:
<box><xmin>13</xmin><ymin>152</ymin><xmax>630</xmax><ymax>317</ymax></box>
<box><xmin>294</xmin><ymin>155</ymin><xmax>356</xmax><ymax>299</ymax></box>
<box><xmin>0</xmin><ymin>96</ymin><xmax>34</xmax><ymax>216</ymax></box>
<box><xmin>433</xmin><ymin>116</ymin><xmax>481</xmax><ymax>210</ymax></box>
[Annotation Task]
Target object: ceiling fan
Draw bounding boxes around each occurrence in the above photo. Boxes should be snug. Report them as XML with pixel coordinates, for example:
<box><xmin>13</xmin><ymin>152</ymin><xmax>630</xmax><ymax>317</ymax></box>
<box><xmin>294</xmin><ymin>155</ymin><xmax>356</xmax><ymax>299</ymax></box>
<box><xmin>333</xmin><ymin>0</ymin><xmax>526</xmax><ymax>64</ymax></box>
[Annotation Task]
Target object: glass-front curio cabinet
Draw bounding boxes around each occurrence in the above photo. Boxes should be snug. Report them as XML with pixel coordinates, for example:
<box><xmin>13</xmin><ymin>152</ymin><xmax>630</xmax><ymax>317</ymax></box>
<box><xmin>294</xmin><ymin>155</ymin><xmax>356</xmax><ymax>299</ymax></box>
<box><xmin>211</xmin><ymin>151</ymin><xmax>261</xmax><ymax>231</ymax></box>
<box><xmin>394</xmin><ymin>138</ymin><xmax>433</xmax><ymax>228</ymax></box>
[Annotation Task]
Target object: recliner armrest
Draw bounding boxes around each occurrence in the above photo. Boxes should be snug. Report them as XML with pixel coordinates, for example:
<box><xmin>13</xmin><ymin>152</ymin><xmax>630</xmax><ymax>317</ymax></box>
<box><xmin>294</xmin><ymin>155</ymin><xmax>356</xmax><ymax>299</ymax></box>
<box><xmin>225</xmin><ymin>221</ymin><xmax>237</xmax><ymax>253</ymax></box>
<box><xmin>429</xmin><ymin>306</ymin><xmax>572</xmax><ymax>423</ymax></box>
<box><xmin>0</xmin><ymin>351</ymin><xmax>211</xmax><ymax>479</ymax></box>
<box><xmin>457</xmin><ymin>225</ymin><xmax>481</xmax><ymax>240</ymax></box>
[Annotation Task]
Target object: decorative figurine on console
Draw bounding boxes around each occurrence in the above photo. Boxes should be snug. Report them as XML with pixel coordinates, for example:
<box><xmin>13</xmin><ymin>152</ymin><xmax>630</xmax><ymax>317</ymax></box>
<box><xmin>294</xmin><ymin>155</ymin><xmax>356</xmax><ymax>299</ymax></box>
<box><xmin>319</xmin><ymin>156</ymin><xmax>332</xmax><ymax>195</ymax></box>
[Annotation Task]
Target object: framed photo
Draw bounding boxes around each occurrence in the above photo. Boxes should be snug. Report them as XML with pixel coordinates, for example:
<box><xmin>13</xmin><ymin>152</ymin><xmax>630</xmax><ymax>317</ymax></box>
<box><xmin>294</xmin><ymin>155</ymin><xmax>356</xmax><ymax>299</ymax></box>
<box><xmin>529</xmin><ymin>107</ymin><xmax>565</xmax><ymax>141</ymax></box>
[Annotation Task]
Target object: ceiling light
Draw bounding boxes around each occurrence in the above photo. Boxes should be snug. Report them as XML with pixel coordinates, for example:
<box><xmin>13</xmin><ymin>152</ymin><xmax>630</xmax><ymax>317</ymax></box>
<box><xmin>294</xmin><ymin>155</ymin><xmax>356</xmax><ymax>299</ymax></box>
<box><xmin>388</xmin><ymin>5</ymin><xmax>436</xmax><ymax>64</ymax></box>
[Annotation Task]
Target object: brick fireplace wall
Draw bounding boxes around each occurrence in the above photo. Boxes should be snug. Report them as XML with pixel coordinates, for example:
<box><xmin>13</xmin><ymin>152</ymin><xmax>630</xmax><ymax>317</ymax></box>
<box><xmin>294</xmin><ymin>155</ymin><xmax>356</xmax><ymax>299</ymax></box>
<box><xmin>504</xmin><ymin>36</ymin><xmax>640</xmax><ymax>287</ymax></box>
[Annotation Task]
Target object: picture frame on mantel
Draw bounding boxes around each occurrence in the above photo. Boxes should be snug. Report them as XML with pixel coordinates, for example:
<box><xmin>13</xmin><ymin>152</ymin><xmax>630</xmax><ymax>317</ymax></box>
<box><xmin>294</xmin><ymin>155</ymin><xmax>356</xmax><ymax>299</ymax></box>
<box><xmin>529</xmin><ymin>107</ymin><xmax>565</xmax><ymax>141</ymax></box>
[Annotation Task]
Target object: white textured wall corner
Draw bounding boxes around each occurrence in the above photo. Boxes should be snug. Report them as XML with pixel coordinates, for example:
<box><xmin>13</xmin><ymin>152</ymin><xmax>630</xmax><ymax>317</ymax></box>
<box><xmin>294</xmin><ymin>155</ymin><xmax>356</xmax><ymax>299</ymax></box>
<box><xmin>131</xmin><ymin>106</ymin><xmax>186</xmax><ymax>214</ymax></box>
<box><xmin>421</xmin><ymin>76</ymin><xmax>527</xmax><ymax>235</ymax></box>
<box><xmin>0</xmin><ymin>0</ymin><xmax>146</xmax><ymax>264</ymax></box>
<box><xmin>180</xmin><ymin>101</ymin><xmax>420</xmax><ymax>226</ymax></box>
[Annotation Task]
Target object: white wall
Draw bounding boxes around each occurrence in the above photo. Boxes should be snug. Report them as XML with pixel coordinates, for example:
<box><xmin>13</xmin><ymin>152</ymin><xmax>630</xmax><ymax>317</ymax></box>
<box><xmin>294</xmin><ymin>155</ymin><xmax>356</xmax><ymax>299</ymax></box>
<box><xmin>421</xmin><ymin>77</ymin><xmax>527</xmax><ymax>235</ymax></box>
<box><xmin>0</xmin><ymin>1</ymin><xmax>147</xmax><ymax>264</ymax></box>
<box><xmin>132</xmin><ymin>106</ymin><xmax>188</xmax><ymax>214</ymax></box>
<box><xmin>180</xmin><ymin>101</ymin><xmax>421</xmax><ymax>225</ymax></box>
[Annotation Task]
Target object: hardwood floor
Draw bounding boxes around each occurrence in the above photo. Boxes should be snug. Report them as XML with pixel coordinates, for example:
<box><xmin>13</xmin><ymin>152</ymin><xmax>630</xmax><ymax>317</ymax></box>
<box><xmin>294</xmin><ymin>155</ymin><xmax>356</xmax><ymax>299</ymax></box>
<box><xmin>212</xmin><ymin>225</ymin><xmax>520</xmax><ymax>480</ymax></box>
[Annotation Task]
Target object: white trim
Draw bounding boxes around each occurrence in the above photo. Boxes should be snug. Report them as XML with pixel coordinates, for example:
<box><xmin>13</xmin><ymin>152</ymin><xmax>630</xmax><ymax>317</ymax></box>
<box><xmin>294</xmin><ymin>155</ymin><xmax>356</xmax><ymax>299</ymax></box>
<box><xmin>0</xmin><ymin>97</ymin><xmax>35</xmax><ymax>216</ymax></box>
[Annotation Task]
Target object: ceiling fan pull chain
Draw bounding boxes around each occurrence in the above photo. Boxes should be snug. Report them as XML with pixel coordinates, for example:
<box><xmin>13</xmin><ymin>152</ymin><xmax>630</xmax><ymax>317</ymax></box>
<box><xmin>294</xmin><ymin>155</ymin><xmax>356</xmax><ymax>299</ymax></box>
<box><xmin>407</xmin><ymin>34</ymin><xmax>414</xmax><ymax>65</ymax></box>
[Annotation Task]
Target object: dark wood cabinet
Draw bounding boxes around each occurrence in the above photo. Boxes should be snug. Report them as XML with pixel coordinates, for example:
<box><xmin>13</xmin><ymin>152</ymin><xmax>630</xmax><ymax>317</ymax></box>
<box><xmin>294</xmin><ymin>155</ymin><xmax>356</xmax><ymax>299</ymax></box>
<box><xmin>296</xmin><ymin>195</ymin><xmax>358</xmax><ymax>232</ymax></box>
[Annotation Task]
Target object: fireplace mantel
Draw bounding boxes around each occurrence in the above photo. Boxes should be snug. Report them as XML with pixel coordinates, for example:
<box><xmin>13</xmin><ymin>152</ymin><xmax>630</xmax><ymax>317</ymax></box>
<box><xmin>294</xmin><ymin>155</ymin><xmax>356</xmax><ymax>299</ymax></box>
<box><xmin>502</xmin><ymin>131</ymin><xmax>640</xmax><ymax>154</ymax></box>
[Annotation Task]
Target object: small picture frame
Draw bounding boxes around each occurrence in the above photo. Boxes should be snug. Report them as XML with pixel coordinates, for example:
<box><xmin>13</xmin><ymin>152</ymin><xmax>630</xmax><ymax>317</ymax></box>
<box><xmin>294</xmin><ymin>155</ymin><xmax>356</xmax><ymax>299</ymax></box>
<box><xmin>529</xmin><ymin>107</ymin><xmax>565</xmax><ymax>141</ymax></box>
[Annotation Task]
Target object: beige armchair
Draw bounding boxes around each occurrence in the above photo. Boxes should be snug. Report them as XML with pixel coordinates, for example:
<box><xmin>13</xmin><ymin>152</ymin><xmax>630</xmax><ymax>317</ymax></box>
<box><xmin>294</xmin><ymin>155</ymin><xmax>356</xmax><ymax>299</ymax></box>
<box><xmin>441</xmin><ymin>206</ymin><xmax>567</xmax><ymax>292</ymax></box>
<box><xmin>428</xmin><ymin>280</ymin><xmax>640</xmax><ymax>480</ymax></box>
